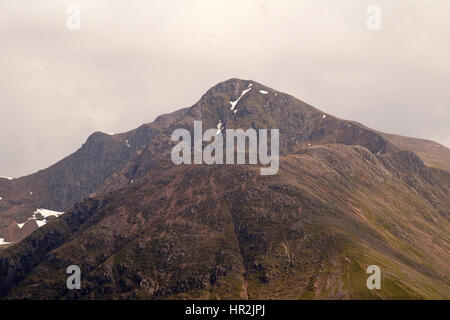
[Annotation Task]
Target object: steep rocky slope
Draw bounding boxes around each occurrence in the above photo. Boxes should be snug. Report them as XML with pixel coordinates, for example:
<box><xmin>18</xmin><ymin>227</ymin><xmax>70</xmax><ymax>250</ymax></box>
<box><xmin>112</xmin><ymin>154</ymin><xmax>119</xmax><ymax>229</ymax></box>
<box><xmin>2</xmin><ymin>79</ymin><xmax>404</xmax><ymax>243</ymax></box>
<box><xmin>0</xmin><ymin>78</ymin><xmax>449</xmax><ymax>299</ymax></box>
<box><xmin>0</xmin><ymin>144</ymin><xmax>448</xmax><ymax>299</ymax></box>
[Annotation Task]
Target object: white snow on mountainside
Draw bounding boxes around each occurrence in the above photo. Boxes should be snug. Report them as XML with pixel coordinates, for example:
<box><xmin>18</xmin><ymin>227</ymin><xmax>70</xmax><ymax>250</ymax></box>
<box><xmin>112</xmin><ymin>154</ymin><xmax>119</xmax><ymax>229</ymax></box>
<box><xmin>230</xmin><ymin>84</ymin><xmax>252</xmax><ymax>111</ymax></box>
<box><xmin>21</xmin><ymin>208</ymin><xmax>65</xmax><ymax>229</ymax></box>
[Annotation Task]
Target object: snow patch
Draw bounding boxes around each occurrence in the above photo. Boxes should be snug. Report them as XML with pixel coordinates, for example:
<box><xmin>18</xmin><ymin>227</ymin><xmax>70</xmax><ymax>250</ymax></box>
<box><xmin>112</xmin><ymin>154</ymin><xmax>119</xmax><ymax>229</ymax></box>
<box><xmin>35</xmin><ymin>208</ymin><xmax>64</xmax><ymax>218</ymax></box>
<box><xmin>259</xmin><ymin>90</ymin><xmax>268</xmax><ymax>95</ymax></box>
<box><xmin>376</xmin><ymin>148</ymin><xmax>385</xmax><ymax>155</ymax></box>
<box><xmin>125</xmin><ymin>140</ymin><xmax>131</xmax><ymax>148</ymax></box>
<box><xmin>0</xmin><ymin>176</ymin><xmax>13</xmax><ymax>180</ymax></box>
<box><xmin>233</xmin><ymin>109</ymin><xmax>237</xmax><ymax>114</ymax></box>
<box><xmin>36</xmin><ymin>220</ymin><xmax>47</xmax><ymax>227</ymax></box>
<box><xmin>17</xmin><ymin>222</ymin><xmax>25</xmax><ymax>229</ymax></box>
<box><xmin>22</xmin><ymin>208</ymin><xmax>65</xmax><ymax>229</ymax></box>
<box><xmin>216</xmin><ymin>120</ymin><xmax>223</xmax><ymax>135</ymax></box>
<box><xmin>322</xmin><ymin>114</ymin><xmax>327</xmax><ymax>119</ymax></box>
<box><xmin>0</xmin><ymin>238</ymin><xmax>11</xmax><ymax>245</ymax></box>
<box><xmin>130</xmin><ymin>179</ymin><xmax>134</xmax><ymax>184</ymax></box>
<box><xmin>230</xmin><ymin>87</ymin><xmax>252</xmax><ymax>110</ymax></box>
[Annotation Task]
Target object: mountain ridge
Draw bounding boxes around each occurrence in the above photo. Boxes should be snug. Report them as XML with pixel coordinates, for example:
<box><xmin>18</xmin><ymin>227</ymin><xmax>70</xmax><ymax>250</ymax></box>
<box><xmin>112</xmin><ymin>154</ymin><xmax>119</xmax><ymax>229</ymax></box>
<box><xmin>1</xmin><ymin>79</ymin><xmax>449</xmax><ymax>285</ymax></box>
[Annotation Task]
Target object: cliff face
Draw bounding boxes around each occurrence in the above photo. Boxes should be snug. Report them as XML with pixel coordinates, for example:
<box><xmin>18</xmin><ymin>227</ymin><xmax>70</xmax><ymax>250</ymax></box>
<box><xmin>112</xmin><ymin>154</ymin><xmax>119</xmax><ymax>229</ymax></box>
<box><xmin>0</xmin><ymin>79</ymin><xmax>449</xmax><ymax>299</ymax></box>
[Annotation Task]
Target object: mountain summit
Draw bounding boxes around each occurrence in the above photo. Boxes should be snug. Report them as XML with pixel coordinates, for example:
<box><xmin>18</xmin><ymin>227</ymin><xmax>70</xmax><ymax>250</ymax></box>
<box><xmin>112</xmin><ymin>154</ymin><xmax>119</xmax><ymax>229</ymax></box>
<box><xmin>0</xmin><ymin>79</ymin><xmax>449</xmax><ymax>299</ymax></box>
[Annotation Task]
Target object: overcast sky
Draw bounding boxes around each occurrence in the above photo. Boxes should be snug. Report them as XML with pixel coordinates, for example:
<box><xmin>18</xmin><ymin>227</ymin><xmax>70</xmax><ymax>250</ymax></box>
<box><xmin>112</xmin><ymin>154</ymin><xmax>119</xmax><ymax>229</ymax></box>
<box><xmin>0</xmin><ymin>0</ymin><xmax>449</xmax><ymax>177</ymax></box>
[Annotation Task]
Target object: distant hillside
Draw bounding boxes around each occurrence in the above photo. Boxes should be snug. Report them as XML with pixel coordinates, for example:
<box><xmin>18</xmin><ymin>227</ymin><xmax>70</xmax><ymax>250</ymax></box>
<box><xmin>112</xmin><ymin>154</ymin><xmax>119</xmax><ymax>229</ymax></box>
<box><xmin>380</xmin><ymin>133</ymin><xmax>450</xmax><ymax>172</ymax></box>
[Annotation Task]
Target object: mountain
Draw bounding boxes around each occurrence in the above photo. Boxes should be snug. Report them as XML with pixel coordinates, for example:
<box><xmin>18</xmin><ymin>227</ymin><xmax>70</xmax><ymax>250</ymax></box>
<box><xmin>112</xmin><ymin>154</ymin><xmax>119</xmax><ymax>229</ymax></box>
<box><xmin>379</xmin><ymin>133</ymin><xmax>450</xmax><ymax>172</ymax></box>
<box><xmin>0</xmin><ymin>79</ymin><xmax>449</xmax><ymax>299</ymax></box>
<box><xmin>1</xmin><ymin>79</ymin><xmax>398</xmax><ymax>243</ymax></box>
<box><xmin>0</xmin><ymin>113</ymin><xmax>176</xmax><ymax>242</ymax></box>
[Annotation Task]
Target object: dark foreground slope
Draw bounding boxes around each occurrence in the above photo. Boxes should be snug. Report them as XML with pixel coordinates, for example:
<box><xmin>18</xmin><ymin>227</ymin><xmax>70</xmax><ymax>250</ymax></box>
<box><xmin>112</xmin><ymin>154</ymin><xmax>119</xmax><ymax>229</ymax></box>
<box><xmin>1</xmin><ymin>144</ymin><xmax>449</xmax><ymax>299</ymax></box>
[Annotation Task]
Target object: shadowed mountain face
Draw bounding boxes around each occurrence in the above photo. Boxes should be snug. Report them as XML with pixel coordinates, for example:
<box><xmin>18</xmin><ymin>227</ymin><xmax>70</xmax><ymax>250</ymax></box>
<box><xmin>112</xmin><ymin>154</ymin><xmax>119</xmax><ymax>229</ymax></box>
<box><xmin>0</xmin><ymin>79</ymin><xmax>449</xmax><ymax>299</ymax></box>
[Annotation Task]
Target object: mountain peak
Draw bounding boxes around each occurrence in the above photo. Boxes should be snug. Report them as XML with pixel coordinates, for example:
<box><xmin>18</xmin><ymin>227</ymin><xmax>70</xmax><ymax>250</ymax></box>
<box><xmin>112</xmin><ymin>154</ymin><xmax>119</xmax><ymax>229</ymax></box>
<box><xmin>205</xmin><ymin>78</ymin><xmax>277</xmax><ymax>97</ymax></box>
<box><xmin>1</xmin><ymin>79</ymin><xmax>450</xmax><ymax>299</ymax></box>
<box><xmin>1</xmin><ymin>79</ymin><xmax>449</xmax><ymax>249</ymax></box>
